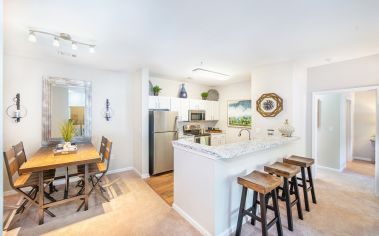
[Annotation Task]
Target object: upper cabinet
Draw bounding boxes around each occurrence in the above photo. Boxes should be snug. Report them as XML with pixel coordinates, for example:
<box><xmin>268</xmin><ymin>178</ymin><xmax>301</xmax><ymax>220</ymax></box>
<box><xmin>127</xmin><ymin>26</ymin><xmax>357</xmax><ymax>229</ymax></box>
<box><xmin>189</xmin><ymin>99</ymin><xmax>206</xmax><ymax>110</ymax></box>
<box><xmin>149</xmin><ymin>96</ymin><xmax>219</xmax><ymax>121</ymax></box>
<box><xmin>148</xmin><ymin>96</ymin><xmax>171</xmax><ymax>110</ymax></box>
<box><xmin>205</xmin><ymin>101</ymin><xmax>219</xmax><ymax>121</ymax></box>
<box><xmin>170</xmin><ymin>98</ymin><xmax>189</xmax><ymax>121</ymax></box>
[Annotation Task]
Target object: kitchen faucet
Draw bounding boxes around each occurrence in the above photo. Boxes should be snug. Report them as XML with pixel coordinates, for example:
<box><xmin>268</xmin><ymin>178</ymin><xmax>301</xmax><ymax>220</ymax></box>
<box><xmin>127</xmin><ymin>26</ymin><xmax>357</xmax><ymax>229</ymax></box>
<box><xmin>238</xmin><ymin>128</ymin><xmax>251</xmax><ymax>140</ymax></box>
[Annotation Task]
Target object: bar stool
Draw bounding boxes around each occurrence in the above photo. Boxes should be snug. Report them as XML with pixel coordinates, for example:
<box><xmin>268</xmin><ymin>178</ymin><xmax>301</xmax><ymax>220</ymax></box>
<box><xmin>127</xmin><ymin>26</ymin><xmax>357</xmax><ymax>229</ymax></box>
<box><xmin>236</xmin><ymin>170</ymin><xmax>283</xmax><ymax>236</ymax></box>
<box><xmin>264</xmin><ymin>162</ymin><xmax>303</xmax><ymax>231</ymax></box>
<box><xmin>283</xmin><ymin>155</ymin><xmax>317</xmax><ymax>212</ymax></box>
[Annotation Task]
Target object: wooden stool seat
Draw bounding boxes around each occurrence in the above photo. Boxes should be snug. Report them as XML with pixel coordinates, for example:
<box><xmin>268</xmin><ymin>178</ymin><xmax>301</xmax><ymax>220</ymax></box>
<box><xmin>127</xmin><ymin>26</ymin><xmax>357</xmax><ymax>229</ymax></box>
<box><xmin>14</xmin><ymin>171</ymin><xmax>55</xmax><ymax>188</ymax></box>
<box><xmin>284</xmin><ymin>155</ymin><xmax>317</xmax><ymax>212</ymax></box>
<box><xmin>264</xmin><ymin>162</ymin><xmax>300</xmax><ymax>178</ymax></box>
<box><xmin>238</xmin><ymin>170</ymin><xmax>282</xmax><ymax>194</ymax></box>
<box><xmin>283</xmin><ymin>155</ymin><xmax>314</xmax><ymax>168</ymax></box>
<box><xmin>236</xmin><ymin>171</ymin><xmax>283</xmax><ymax>236</ymax></box>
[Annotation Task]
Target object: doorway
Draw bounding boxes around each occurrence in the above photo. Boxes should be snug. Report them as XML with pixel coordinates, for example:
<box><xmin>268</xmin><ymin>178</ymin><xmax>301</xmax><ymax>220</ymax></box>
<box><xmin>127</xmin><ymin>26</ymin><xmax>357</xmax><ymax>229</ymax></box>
<box><xmin>312</xmin><ymin>86</ymin><xmax>379</xmax><ymax>196</ymax></box>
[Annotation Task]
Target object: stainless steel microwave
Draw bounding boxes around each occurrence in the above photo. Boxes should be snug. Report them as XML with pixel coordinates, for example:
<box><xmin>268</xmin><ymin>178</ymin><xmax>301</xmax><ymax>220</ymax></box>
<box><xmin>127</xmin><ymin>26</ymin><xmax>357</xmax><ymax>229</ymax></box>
<box><xmin>188</xmin><ymin>110</ymin><xmax>206</xmax><ymax>121</ymax></box>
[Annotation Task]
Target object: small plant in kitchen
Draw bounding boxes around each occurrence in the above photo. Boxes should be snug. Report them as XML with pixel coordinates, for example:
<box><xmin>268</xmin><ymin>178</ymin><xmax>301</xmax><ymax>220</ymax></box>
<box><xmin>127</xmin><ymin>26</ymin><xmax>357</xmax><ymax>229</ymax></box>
<box><xmin>61</xmin><ymin>119</ymin><xmax>75</xmax><ymax>143</ymax></box>
<box><xmin>152</xmin><ymin>85</ymin><xmax>162</xmax><ymax>96</ymax></box>
<box><xmin>201</xmin><ymin>92</ymin><xmax>208</xmax><ymax>100</ymax></box>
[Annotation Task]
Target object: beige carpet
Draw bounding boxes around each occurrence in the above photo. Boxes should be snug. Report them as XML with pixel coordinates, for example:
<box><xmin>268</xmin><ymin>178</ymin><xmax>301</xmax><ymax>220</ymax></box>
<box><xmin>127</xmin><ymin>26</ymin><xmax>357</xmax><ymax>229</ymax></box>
<box><xmin>239</xmin><ymin>167</ymin><xmax>379</xmax><ymax>236</ymax></box>
<box><xmin>3</xmin><ymin>171</ymin><xmax>200</xmax><ymax>236</ymax></box>
<box><xmin>3</xmin><ymin>168</ymin><xmax>379</xmax><ymax>236</ymax></box>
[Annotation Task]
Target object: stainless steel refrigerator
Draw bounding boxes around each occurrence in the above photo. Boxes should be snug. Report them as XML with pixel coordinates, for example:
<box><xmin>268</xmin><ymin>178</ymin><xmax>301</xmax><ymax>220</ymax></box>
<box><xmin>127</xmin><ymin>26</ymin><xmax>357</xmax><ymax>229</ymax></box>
<box><xmin>149</xmin><ymin>110</ymin><xmax>178</xmax><ymax>175</ymax></box>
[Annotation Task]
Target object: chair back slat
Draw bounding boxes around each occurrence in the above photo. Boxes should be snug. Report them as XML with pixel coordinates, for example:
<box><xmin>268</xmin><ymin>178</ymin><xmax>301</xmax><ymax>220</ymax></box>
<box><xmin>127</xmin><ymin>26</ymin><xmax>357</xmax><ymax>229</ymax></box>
<box><xmin>3</xmin><ymin>148</ymin><xmax>19</xmax><ymax>188</ymax></box>
<box><xmin>13</xmin><ymin>142</ymin><xmax>27</xmax><ymax>173</ymax></box>
<box><xmin>99</xmin><ymin>136</ymin><xmax>106</xmax><ymax>156</ymax></box>
<box><xmin>104</xmin><ymin>140</ymin><xmax>112</xmax><ymax>161</ymax></box>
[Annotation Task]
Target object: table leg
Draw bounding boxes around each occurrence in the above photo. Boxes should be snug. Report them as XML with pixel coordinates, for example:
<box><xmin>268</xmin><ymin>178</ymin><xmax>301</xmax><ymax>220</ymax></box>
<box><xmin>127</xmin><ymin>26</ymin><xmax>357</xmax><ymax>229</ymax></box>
<box><xmin>64</xmin><ymin>166</ymin><xmax>69</xmax><ymax>199</ymax></box>
<box><xmin>84</xmin><ymin>164</ymin><xmax>89</xmax><ymax>210</ymax></box>
<box><xmin>38</xmin><ymin>171</ymin><xmax>44</xmax><ymax>225</ymax></box>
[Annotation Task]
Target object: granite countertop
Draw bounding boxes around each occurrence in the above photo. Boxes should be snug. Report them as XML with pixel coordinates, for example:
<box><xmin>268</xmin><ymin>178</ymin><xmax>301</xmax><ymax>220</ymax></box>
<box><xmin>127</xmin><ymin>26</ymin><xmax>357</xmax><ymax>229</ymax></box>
<box><xmin>172</xmin><ymin>136</ymin><xmax>300</xmax><ymax>159</ymax></box>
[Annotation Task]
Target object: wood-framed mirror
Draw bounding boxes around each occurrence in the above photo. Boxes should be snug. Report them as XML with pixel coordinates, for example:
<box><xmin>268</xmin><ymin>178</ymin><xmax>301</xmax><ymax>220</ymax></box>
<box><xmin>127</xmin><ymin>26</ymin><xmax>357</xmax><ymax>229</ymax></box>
<box><xmin>42</xmin><ymin>77</ymin><xmax>92</xmax><ymax>146</ymax></box>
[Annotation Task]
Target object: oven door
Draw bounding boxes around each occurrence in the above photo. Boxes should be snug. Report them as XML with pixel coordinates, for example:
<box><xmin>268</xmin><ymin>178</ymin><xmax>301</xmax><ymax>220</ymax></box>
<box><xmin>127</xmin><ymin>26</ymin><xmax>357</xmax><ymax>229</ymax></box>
<box><xmin>194</xmin><ymin>136</ymin><xmax>210</xmax><ymax>145</ymax></box>
<box><xmin>189</xmin><ymin>110</ymin><xmax>206</xmax><ymax>121</ymax></box>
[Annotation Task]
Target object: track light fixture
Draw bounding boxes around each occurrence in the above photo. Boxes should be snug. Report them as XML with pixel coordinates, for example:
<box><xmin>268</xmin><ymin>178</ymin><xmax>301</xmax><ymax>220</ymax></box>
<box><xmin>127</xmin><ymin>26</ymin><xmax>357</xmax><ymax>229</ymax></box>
<box><xmin>28</xmin><ymin>30</ymin><xmax>96</xmax><ymax>53</ymax></box>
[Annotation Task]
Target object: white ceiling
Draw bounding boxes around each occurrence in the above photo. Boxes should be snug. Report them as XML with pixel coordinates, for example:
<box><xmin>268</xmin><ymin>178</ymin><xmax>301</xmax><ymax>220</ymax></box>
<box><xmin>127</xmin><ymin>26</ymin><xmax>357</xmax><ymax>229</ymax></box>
<box><xmin>5</xmin><ymin>0</ymin><xmax>379</xmax><ymax>85</ymax></box>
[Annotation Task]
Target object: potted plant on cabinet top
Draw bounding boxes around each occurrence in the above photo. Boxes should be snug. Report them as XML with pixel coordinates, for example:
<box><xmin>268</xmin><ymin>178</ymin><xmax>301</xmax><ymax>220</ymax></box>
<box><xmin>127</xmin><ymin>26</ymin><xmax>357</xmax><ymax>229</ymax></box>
<box><xmin>201</xmin><ymin>92</ymin><xmax>208</xmax><ymax>100</ymax></box>
<box><xmin>61</xmin><ymin>119</ymin><xmax>75</xmax><ymax>150</ymax></box>
<box><xmin>152</xmin><ymin>85</ymin><xmax>162</xmax><ymax>96</ymax></box>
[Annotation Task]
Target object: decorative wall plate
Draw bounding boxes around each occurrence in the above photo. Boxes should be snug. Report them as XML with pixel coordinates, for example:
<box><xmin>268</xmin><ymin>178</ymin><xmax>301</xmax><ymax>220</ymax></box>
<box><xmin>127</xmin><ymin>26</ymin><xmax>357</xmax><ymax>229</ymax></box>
<box><xmin>256</xmin><ymin>93</ymin><xmax>283</xmax><ymax>117</ymax></box>
<box><xmin>207</xmin><ymin>89</ymin><xmax>219</xmax><ymax>101</ymax></box>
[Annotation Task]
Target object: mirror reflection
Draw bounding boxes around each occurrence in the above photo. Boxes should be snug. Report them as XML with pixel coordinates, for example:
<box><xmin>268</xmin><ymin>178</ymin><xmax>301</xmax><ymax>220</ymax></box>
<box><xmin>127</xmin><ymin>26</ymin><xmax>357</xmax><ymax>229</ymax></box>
<box><xmin>51</xmin><ymin>85</ymin><xmax>86</xmax><ymax>138</ymax></box>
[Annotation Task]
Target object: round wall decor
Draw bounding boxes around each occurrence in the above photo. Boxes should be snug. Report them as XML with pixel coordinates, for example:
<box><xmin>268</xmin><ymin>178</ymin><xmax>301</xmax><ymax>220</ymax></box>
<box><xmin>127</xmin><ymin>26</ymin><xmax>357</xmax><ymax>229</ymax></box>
<box><xmin>256</xmin><ymin>93</ymin><xmax>283</xmax><ymax>117</ymax></box>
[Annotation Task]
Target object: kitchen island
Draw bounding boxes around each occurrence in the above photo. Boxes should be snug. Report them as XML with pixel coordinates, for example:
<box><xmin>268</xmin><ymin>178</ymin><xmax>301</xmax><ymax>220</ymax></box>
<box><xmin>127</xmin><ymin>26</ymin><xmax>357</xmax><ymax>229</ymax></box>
<box><xmin>172</xmin><ymin>136</ymin><xmax>300</xmax><ymax>236</ymax></box>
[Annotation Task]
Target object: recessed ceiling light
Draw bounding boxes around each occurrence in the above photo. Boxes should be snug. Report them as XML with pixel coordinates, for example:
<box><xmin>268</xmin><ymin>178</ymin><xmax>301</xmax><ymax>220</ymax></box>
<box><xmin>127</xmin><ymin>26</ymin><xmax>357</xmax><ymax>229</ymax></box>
<box><xmin>192</xmin><ymin>68</ymin><xmax>230</xmax><ymax>81</ymax></box>
<box><xmin>89</xmin><ymin>46</ymin><xmax>95</xmax><ymax>53</ymax></box>
<box><xmin>72</xmin><ymin>42</ymin><xmax>78</xmax><ymax>50</ymax></box>
<box><xmin>28</xmin><ymin>32</ymin><xmax>36</xmax><ymax>42</ymax></box>
<box><xmin>53</xmin><ymin>37</ymin><xmax>60</xmax><ymax>47</ymax></box>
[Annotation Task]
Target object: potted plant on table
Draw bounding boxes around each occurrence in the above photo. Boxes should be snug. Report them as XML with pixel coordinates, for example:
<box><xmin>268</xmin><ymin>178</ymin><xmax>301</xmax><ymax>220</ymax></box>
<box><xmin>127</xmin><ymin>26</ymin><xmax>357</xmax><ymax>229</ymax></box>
<box><xmin>152</xmin><ymin>85</ymin><xmax>162</xmax><ymax>96</ymax></box>
<box><xmin>201</xmin><ymin>92</ymin><xmax>208</xmax><ymax>100</ymax></box>
<box><xmin>61</xmin><ymin>119</ymin><xmax>75</xmax><ymax>151</ymax></box>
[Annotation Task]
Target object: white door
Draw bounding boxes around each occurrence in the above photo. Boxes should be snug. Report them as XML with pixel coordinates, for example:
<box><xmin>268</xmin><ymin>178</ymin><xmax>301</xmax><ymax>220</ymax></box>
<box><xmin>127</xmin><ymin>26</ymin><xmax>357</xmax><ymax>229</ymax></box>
<box><xmin>189</xmin><ymin>99</ymin><xmax>200</xmax><ymax>110</ymax></box>
<box><xmin>170</xmin><ymin>98</ymin><xmax>182</xmax><ymax>120</ymax></box>
<box><xmin>205</xmin><ymin>101</ymin><xmax>213</xmax><ymax>120</ymax></box>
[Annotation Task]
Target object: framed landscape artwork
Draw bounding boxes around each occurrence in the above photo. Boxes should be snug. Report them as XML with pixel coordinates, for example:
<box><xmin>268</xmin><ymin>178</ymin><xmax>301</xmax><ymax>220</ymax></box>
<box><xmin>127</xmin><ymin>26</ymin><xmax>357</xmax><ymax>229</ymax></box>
<box><xmin>227</xmin><ymin>100</ymin><xmax>252</xmax><ymax>127</ymax></box>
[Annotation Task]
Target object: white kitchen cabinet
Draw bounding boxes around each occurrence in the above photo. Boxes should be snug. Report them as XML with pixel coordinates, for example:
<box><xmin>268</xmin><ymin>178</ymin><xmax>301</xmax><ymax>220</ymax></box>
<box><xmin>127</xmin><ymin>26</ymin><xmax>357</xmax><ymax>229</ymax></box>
<box><xmin>170</xmin><ymin>98</ymin><xmax>190</xmax><ymax>121</ymax></box>
<box><xmin>210</xmin><ymin>133</ymin><xmax>226</xmax><ymax>146</ymax></box>
<box><xmin>212</xmin><ymin>101</ymin><xmax>220</xmax><ymax>120</ymax></box>
<box><xmin>148</xmin><ymin>96</ymin><xmax>171</xmax><ymax>110</ymax></box>
<box><xmin>205</xmin><ymin>101</ymin><xmax>220</xmax><ymax>120</ymax></box>
<box><xmin>189</xmin><ymin>99</ymin><xmax>206</xmax><ymax>110</ymax></box>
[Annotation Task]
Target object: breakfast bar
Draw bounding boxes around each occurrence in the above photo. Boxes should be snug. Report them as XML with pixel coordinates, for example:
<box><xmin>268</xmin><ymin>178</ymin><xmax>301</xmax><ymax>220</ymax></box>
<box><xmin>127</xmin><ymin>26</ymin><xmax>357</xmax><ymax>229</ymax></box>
<box><xmin>172</xmin><ymin>136</ymin><xmax>300</xmax><ymax>236</ymax></box>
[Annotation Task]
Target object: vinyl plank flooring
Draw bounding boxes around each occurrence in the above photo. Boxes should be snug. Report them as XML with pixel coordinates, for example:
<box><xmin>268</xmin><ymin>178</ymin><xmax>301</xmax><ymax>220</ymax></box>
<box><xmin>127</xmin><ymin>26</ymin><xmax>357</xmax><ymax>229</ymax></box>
<box><xmin>145</xmin><ymin>172</ymin><xmax>174</xmax><ymax>206</ymax></box>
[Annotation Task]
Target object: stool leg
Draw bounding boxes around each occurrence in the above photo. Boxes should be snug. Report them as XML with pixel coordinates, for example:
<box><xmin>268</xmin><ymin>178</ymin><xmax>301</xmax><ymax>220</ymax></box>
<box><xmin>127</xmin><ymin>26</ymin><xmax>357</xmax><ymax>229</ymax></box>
<box><xmin>283</xmin><ymin>178</ymin><xmax>293</xmax><ymax>231</ymax></box>
<box><xmin>236</xmin><ymin>187</ymin><xmax>247</xmax><ymax>236</ymax></box>
<box><xmin>301</xmin><ymin>167</ymin><xmax>310</xmax><ymax>212</ymax></box>
<box><xmin>259</xmin><ymin>193</ymin><xmax>268</xmax><ymax>236</ymax></box>
<box><xmin>307</xmin><ymin>166</ymin><xmax>317</xmax><ymax>204</ymax></box>
<box><xmin>292</xmin><ymin>176</ymin><xmax>303</xmax><ymax>220</ymax></box>
<box><xmin>271</xmin><ymin>189</ymin><xmax>283</xmax><ymax>236</ymax></box>
<box><xmin>250</xmin><ymin>191</ymin><xmax>258</xmax><ymax>225</ymax></box>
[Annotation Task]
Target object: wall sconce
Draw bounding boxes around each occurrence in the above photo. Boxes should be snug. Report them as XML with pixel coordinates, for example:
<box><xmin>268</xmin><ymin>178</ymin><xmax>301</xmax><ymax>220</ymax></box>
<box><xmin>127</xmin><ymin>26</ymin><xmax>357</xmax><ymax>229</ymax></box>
<box><xmin>6</xmin><ymin>93</ymin><xmax>27</xmax><ymax>123</ymax></box>
<box><xmin>104</xmin><ymin>99</ymin><xmax>113</xmax><ymax>121</ymax></box>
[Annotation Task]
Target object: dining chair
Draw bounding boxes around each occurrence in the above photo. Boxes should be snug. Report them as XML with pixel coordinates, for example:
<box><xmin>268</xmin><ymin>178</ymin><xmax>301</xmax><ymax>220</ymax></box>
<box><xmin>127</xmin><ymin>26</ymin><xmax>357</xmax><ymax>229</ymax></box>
<box><xmin>13</xmin><ymin>142</ymin><xmax>58</xmax><ymax>197</ymax></box>
<box><xmin>76</xmin><ymin>137</ymin><xmax>113</xmax><ymax>211</ymax></box>
<box><xmin>3</xmin><ymin>148</ymin><xmax>56</xmax><ymax>230</ymax></box>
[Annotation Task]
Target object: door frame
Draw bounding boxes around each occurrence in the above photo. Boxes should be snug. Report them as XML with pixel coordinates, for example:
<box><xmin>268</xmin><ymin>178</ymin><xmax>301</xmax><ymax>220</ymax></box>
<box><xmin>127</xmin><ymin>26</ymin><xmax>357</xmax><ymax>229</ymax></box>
<box><xmin>312</xmin><ymin>85</ymin><xmax>379</xmax><ymax>196</ymax></box>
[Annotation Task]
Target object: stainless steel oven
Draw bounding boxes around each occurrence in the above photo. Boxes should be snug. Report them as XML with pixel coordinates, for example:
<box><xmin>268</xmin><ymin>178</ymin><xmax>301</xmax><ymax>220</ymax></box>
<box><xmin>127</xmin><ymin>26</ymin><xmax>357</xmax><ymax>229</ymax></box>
<box><xmin>189</xmin><ymin>110</ymin><xmax>206</xmax><ymax>121</ymax></box>
<box><xmin>194</xmin><ymin>134</ymin><xmax>211</xmax><ymax>146</ymax></box>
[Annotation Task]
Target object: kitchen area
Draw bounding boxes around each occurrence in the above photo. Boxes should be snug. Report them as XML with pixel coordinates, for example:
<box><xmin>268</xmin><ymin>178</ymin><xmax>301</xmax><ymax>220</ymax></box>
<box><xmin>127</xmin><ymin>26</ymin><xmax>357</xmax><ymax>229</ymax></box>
<box><xmin>145</xmin><ymin>77</ymin><xmax>252</xmax><ymax>205</ymax></box>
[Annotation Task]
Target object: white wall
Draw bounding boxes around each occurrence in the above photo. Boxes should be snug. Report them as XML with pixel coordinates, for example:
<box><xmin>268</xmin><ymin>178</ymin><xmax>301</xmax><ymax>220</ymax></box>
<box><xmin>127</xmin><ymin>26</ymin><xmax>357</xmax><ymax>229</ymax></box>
<box><xmin>307</xmin><ymin>54</ymin><xmax>379</xmax><ymax>195</ymax></box>
<box><xmin>149</xmin><ymin>77</ymin><xmax>211</xmax><ymax>99</ymax></box>
<box><xmin>131</xmin><ymin>68</ymin><xmax>150</xmax><ymax>178</ymax></box>
<box><xmin>316</xmin><ymin>94</ymin><xmax>342</xmax><ymax>169</ymax></box>
<box><xmin>251</xmin><ymin>61</ymin><xmax>307</xmax><ymax>155</ymax></box>
<box><xmin>215</xmin><ymin>80</ymin><xmax>251</xmax><ymax>143</ymax></box>
<box><xmin>0</xmin><ymin>0</ymin><xmax>4</xmax><ymax>224</ymax></box>
<box><xmin>3</xmin><ymin>55</ymin><xmax>134</xmax><ymax>191</ymax></box>
<box><xmin>353</xmin><ymin>90</ymin><xmax>377</xmax><ymax>161</ymax></box>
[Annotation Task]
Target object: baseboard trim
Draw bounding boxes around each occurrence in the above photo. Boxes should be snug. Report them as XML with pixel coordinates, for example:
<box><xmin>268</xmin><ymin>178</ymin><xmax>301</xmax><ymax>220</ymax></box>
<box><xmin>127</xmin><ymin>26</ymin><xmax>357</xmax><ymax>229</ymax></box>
<box><xmin>353</xmin><ymin>156</ymin><xmax>372</xmax><ymax>162</ymax></box>
<box><xmin>317</xmin><ymin>165</ymin><xmax>344</xmax><ymax>172</ymax></box>
<box><xmin>107</xmin><ymin>167</ymin><xmax>133</xmax><ymax>175</ymax></box>
<box><xmin>172</xmin><ymin>203</ymin><xmax>212</xmax><ymax>236</ymax></box>
<box><xmin>132</xmin><ymin>167</ymin><xmax>150</xmax><ymax>179</ymax></box>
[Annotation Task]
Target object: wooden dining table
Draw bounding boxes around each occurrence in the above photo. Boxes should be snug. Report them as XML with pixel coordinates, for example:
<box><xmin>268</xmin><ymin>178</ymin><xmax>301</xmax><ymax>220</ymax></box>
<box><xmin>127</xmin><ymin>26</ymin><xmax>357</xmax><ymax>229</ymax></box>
<box><xmin>19</xmin><ymin>143</ymin><xmax>101</xmax><ymax>225</ymax></box>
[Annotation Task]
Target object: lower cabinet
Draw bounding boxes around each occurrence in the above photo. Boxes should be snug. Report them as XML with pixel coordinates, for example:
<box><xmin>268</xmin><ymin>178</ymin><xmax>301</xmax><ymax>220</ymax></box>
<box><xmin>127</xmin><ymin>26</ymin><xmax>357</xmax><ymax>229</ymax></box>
<box><xmin>210</xmin><ymin>134</ymin><xmax>226</xmax><ymax>146</ymax></box>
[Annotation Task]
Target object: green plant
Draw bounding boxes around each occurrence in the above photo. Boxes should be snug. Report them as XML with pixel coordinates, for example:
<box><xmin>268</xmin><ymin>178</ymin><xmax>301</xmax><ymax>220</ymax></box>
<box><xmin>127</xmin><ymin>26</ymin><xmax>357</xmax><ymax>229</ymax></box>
<box><xmin>152</xmin><ymin>85</ymin><xmax>162</xmax><ymax>96</ymax></box>
<box><xmin>201</xmin><ymin>92</ymin><xmax>209</xmax><ymax>100</ymax></box>
<box><xmin>61</xmin><ymin>119</ymin><xmax>75</xmax><ymax>142</ymax></box>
